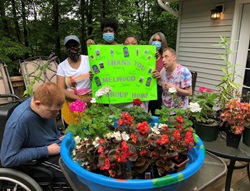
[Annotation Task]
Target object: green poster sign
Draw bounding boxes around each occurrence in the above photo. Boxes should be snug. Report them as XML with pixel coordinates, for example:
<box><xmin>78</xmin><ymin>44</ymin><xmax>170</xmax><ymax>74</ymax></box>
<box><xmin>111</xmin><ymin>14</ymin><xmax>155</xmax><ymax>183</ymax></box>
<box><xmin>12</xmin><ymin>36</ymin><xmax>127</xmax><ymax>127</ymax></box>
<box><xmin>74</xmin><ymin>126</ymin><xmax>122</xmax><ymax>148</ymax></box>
<box><xmin>88</xmin><ymin>45</ymin><xmax>157</xmax><ymax>104</ymax></box>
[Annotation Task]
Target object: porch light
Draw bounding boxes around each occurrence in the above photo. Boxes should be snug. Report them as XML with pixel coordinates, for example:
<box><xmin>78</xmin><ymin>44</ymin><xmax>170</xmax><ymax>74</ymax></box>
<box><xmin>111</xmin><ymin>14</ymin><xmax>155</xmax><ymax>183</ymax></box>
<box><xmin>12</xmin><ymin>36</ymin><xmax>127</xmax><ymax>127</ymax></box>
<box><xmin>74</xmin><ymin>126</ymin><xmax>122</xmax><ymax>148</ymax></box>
<box><xmin>210</xmin><ymin>5</ymin><xmax>224</xmax><ymax>20</ymax></box>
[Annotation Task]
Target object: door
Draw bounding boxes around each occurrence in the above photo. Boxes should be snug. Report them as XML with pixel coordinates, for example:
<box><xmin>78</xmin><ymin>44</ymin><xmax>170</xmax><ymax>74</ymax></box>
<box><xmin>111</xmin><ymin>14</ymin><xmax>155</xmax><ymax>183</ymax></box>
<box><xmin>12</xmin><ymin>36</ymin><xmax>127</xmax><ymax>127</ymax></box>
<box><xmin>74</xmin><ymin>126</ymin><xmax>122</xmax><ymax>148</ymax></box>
<box><xmin>235</xmin><ymin>4</ymin><xmax>250</xmax><ymax>102</ymax></box>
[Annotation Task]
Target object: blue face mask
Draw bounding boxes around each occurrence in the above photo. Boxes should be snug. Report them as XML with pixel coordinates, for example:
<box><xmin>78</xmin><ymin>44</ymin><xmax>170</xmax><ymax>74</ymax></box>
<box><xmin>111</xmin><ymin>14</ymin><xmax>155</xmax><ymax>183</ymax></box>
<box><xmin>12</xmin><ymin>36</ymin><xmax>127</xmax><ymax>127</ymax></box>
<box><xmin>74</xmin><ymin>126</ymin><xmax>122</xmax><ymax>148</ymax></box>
<box><xmin>152</xmin><ymin>41</ymin><xmax>162</xmax><ymax>51</ymax></box>
<box><xmin>103</xmin><ymin>33</ymin><xmax>114</xmax><ymax>43</ymax></box>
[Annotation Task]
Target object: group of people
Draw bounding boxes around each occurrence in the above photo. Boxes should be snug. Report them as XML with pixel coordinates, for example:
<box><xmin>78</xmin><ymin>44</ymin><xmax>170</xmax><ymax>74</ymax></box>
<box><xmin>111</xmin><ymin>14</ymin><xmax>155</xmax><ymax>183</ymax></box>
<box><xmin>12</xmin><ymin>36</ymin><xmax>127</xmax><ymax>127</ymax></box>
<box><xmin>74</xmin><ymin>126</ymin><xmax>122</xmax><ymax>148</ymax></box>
<box><xmin>0</xmin><ymin>17</ymin><xmax>192</xmax><ymax>185</ymax></box>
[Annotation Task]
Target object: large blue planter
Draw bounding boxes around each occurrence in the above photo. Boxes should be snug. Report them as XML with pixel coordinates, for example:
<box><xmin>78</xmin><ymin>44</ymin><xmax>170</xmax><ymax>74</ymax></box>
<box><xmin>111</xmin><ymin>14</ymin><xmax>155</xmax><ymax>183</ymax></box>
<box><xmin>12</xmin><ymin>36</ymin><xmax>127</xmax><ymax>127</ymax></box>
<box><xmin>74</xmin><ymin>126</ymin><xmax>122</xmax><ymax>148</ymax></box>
<box><xmin>60</xmin><ymin>117</ymin><xmax>205</xmax><ymax>191</ymax></box>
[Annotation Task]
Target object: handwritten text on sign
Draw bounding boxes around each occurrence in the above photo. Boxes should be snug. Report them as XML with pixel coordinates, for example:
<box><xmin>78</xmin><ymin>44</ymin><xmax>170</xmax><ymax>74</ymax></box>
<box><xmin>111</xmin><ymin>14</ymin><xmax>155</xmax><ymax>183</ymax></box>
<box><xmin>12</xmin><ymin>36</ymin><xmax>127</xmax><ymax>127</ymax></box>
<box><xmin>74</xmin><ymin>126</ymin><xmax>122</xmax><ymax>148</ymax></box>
<box><xmin>88</xmin><ymin>45</ymin><xmax>157</xmax><ymax>104</ymax></box>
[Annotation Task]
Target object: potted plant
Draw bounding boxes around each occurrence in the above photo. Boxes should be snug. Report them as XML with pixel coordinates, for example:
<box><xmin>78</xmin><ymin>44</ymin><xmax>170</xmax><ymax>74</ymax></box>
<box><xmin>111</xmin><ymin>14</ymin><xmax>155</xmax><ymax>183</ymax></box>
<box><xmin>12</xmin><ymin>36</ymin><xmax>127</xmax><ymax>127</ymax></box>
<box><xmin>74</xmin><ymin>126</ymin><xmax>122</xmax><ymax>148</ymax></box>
<box><xmin>214</xmin><ymin>36</ymin><xmax>242</xmax><ymax>111</ymax></box>
<box><xmin>61</xmin><ymin>86</ymin><xmax>205</xmax><ymax>191</ymax></box>
<box><xmin>242</xmin><ymin>102</ymin><xmax>250</xmax><ymax>146</ymax></box>
<box><xmin>72</xmin><ymin>112</ymin><xmax>194</xmax><ymax>179</ymax></box>
<box><xmin>189</xmin><ymin>87</ymin><xmax>220</xmax><ymax>141</ymax></box>
<box><xmin>220</xmin><ymin>100</ymin><xmax>246</xmax><ymax>148</ymax></box>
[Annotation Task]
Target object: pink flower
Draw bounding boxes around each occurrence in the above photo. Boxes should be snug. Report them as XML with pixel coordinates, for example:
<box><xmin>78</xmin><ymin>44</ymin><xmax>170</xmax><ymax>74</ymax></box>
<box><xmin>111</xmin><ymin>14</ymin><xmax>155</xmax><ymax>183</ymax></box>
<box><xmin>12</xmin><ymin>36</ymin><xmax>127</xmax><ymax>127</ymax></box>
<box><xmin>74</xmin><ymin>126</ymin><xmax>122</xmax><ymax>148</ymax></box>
<box><xmin>199</xmin><ymin>87</ymin><xmax>206</xmax><ymax>92</ymax></box>
<box><xmin>205</xmin><ymin>88</ymin><xmax>213</xmax><ymax>92</ymax></box>
<box><xmin>70</xmin><ymin>100</ymin><xmax>86</xmax><ymax>112</ymax></box>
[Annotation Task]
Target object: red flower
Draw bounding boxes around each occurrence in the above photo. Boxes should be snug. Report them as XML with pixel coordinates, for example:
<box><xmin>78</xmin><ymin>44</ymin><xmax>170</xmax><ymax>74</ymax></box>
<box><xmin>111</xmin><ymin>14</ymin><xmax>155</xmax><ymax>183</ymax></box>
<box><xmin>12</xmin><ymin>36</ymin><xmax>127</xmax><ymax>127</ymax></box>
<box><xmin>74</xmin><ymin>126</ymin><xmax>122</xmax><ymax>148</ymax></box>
<box><xmin>100</xmin><ymin>158</ymin><xmax>110</xmax><ymax>170</ymax></box>
<box><xmin>132</xmin><ymin>99</ymin><xmax>142</xmax><ymax>107</ymax></box>
<box><xmin>98</xmin><ymin>146</ymin><xmax>106</xmax><ymax>154</ymax></box>
<box><xmin>176</xmin><ymin>116</ymin><xmax>183</xmax><ymax>123</ymax></box>
<box><xmin>98</xmin><ymin>137</ymin><xmax>107</xmax><ymax>144</ymax></box>
<box><xmin>175</xmin><ymin>155</ymin><xmax>178</xmax><ymax>160</ymax></box>
<box><xmin>131</xmin><ymin>133</ymin><xmax>136</xmax><ymax>144</ymax></box>
<box><xmin>117</xmin><ymin>119</ymin><xmax>123</xmax><ymax>126</ymax></box>
<box><xmin>136</xmin><ymin>121</ymin><xmax>149</xmax><ymax>134</ymax></box>
<box><xmin>157</xmin><ymin>135</ymin><xmax>169</xmax><ymax>145</ymax></box>
<box><xmin>119</xmin><ymin>112</ymin><xmax>134</xmax><ymax>126</ymax></box>
<box><xmin>186</xmin><ymin>127</ymin><xmax>193</xmax><ymax>138</ymax></box>
<box><xmin>173</xmin><ymin>129</ymin><xmax>181</xmax><ymax>140</ymax></box>
<box><xmin>152</xmin><ymin>151</ymin><xmax>157</xmax><ymax>156</ymax></box>
<box><xmin>140</xmin><ymin>149</ymin><xmax>147</xmax><ymax>156</ymax></box>
<box><xmin>162</xmin><ymin>125</ymin><xmax>168</xmax><ymax>131</ymax></box>
<box><xmin>199</xmin><ymin>87</ymin><xmax>206</xmax><ymax>92</ymax></box>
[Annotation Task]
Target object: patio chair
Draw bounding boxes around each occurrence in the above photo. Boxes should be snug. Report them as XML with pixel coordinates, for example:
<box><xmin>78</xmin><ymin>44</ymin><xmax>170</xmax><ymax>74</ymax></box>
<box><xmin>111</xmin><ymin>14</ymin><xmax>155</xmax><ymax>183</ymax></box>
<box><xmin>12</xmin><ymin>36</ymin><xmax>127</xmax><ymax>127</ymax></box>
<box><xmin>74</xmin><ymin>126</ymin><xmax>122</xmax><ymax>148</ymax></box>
<box><xmin>19</xmin><ymin>56</ymin><xmax>60</xmax><ymax>95</ymax></box>
<box><xmin>0</xmin><ymin>62</ymin><xmax>19</xmax><ymax>105</ymax></box>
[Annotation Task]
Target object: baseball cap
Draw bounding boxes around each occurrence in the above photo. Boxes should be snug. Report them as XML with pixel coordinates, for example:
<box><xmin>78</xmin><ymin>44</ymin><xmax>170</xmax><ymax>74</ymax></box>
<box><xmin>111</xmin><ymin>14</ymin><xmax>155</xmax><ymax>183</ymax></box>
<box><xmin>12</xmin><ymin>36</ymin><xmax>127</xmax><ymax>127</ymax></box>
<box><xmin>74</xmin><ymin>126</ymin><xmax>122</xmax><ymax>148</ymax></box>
<box><xmin>64</xmin><ymin>35</ymin><xmax>80</xmax><ymax>46</ymax></box>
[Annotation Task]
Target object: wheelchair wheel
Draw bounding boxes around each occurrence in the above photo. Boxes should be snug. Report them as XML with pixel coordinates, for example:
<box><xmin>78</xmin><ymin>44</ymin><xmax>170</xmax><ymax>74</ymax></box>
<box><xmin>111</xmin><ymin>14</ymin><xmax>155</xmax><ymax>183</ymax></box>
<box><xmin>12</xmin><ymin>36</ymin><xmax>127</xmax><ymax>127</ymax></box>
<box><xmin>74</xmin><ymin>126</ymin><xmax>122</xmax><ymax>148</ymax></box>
<box><xmin>0</xmin><ymin>168</ymin><xmax>42</xmax><ymax>191</ymax></box>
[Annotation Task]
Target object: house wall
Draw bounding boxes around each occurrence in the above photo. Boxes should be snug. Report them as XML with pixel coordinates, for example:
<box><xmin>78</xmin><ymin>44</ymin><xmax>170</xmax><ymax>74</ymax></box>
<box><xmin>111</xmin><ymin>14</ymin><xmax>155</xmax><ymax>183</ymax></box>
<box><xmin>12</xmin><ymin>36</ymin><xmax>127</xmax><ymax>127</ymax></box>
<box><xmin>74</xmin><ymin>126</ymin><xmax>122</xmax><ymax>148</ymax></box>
<box><xmin>177</xmin><ymin>0</ymin><xmax>235</xmax><ymax>92</ymax></box>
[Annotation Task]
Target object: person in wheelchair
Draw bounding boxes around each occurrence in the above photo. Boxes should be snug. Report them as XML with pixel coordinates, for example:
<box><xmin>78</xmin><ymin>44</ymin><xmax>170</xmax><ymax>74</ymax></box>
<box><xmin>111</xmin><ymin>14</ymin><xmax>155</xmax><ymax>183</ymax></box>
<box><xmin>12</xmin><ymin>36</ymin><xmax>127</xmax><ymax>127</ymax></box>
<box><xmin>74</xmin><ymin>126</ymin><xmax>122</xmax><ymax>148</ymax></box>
<box><xmin>0</xmin><ymin>82</ymin><xmax>67</xmax><ymax>184</ymax></box>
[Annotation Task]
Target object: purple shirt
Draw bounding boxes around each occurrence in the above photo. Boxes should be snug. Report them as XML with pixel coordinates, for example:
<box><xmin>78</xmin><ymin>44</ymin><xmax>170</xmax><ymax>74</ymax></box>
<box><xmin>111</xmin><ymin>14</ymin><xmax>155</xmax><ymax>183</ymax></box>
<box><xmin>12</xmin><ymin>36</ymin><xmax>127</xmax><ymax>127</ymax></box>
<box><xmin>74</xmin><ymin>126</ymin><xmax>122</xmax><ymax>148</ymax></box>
<box><xmin>158</xmin><ymin>64</ymin><xmax>192</xmax><ymax>109</ymax></box>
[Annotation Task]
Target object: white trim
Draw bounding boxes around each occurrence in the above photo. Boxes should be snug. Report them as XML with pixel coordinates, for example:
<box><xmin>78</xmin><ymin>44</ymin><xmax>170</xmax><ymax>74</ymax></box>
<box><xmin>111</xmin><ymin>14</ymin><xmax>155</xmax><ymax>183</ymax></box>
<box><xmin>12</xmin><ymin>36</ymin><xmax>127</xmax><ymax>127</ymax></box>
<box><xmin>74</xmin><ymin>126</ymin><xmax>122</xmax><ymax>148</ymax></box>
<box><xmin>157</xmin><ymin>0</ymin><xmax>179</xmax><ymax>17</ymax></box>
<box><xmin>228</xmin><ymin>0</ymin><xmax>244</xmax><ymax>74</ymax></box>
<box><xmin>234</xmin><ymin>3</ymin><xmax>250</xmax><ymax>88</ymax></box>
<box><xmin>176</xmin><ymin>1</ymin><xmax>183</xmax><ymax>59</ymax></box>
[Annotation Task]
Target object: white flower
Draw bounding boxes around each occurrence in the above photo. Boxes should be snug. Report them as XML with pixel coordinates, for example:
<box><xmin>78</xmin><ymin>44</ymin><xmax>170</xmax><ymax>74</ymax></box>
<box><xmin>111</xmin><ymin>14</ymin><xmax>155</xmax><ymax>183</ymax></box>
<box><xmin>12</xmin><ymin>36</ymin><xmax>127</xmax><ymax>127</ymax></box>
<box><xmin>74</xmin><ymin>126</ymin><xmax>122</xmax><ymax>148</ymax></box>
<box><xmin>122</xmin><ymin>132</ymin><xmax>130</xmax><ymax>141</ymax></box>
<box><xmin>151</xmin><ymin>126</ymin><xmax>160</xmax><ymax>134</ymax></box>
<box><xmin>158</xmin><ymin>123</ymin><xmax>168</xmax><ymax>129</ymax></box>
<box><xmin>90</xmin><ymin>98</ymin><xmax>96</xmax><ymax>103</ymax></box>
<box><xmin>169</xmin><ymin>87</ymin><xmax>177</xmax><ymax>94</ymax></box>
<box><xmin>106</xmin><ymin>132</ymin><xmax>113</xmax><ymax>139</ymax></box>
<box><xmin>92</xmin><ymin>141</ymin><xmax>99</xmax><ymax>148</ymax></box>
<box><xmin>113</xmin><ymin>131</ymin><xmax>121</xmax><ymax>141</ymax></box>
<box><xmin>95</xmin><ymin>136</ymin><xmax>100</xmax><ymax>141</ymax></box>
<box><xmin>95</xmin><ymin>91</ymin><xmax>103</xmax><ymax>98</ymax></box>
<box><xmin>188</xmin><ymin>102</ymin><xmax>202</xmax><ymax>112</ymax></box>
<box><xmin>75</xmin><ymin>145</ymin><xmax>81</xmax><ymax>149</ymax></box>
<box><xmin>74</xmin><ymin>136</ymin><xmax>81</xmax><ymax>144</ymax></box>
<box><xmin>95</xmin><ymin>86</ymin><xmax>112</xmax><ymax>98</ymax></box>
<box><xmin>72</xmin><ymin>150</ymin><xmax>76</xmax><ymax>156</ymax></box>
<box><xmin>81</xmin><ymin>161</ymin><xmax>89</xmax><ymax>166</ymax></box>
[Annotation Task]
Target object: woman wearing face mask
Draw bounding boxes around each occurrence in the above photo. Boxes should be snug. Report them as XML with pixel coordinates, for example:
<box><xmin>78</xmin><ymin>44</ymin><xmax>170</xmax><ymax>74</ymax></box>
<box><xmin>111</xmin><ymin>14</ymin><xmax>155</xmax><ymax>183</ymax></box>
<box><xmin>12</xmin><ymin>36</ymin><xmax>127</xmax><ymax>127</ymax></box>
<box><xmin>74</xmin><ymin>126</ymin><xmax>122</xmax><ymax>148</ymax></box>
<box><xmin>148</xmin><ymin>32</ymin><xmax>168</xmax><ymax>116</ymax></box>
<box><xmin>86</xmin><ymin>17</ymin><xmax>119</xmax><ymax>46</ymax></box>
<box><xmin>57</xmin><ymin>35</ymin><xmax>92</xmax><ymax>126</ymax></box>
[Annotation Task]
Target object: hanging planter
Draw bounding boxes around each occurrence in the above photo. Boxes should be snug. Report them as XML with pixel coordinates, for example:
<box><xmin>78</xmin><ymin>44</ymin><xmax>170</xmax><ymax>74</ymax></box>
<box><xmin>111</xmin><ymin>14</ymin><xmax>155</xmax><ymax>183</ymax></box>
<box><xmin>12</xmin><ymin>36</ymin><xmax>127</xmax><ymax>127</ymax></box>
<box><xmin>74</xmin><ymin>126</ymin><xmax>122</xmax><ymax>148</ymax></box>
<box><xmin>243</xmin><ymin>126</ymin><xmax>250</xmax><ymax>147</ymax></box>
<box><xmin>193</xmin><ymin>120</ymin><xmax>219</xmax><ymax>142</ymax></box>
<box><xmin>226</xmin><ymin>131</ymin><xmax>242</xmax><ymax>149</ymax></box>
<box><xmin>61</xmin><ymin>133</ymin><xmax>205</xmax><ymax>191</ymax></box>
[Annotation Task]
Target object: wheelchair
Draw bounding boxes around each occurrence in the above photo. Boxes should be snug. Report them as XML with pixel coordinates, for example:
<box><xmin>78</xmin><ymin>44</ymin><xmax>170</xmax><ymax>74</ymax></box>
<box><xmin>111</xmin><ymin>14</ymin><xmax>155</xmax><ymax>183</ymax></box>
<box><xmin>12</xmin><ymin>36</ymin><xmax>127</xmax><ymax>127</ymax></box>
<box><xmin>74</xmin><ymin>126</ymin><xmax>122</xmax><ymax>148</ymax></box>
<box><xmin>0</xmin><ymin>95</ymin><xmax>71</xmax><ymax>191</ymax></box>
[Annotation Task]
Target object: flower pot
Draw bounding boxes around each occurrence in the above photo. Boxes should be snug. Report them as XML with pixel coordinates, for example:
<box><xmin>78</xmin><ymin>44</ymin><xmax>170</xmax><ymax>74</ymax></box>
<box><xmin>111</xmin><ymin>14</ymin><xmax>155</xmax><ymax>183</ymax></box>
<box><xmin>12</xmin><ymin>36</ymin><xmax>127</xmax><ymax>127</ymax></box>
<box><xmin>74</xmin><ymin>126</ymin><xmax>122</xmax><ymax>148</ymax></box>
<box><xmin>193</xmin><ymin>120</ymin><xmax>219</xmax><ymax>142</ymax></box>
<box><xmin>174</xmin><ymin>157</ymin><xmax>190</xmax><ymax>173</ymax></box>
<box><xmin>61</xmin><ymin>132</ymin><xmax>205</xmax><ymax>191</ymax></box>
<box><xmin>226</xmin><ymin>132</ymin><xmax>242</xmax><ymax>148</ymax></box>
<box><xmin>243</xmin><ymin>126</ymin><xmax>250</xmax><ymax>147</ymax></box>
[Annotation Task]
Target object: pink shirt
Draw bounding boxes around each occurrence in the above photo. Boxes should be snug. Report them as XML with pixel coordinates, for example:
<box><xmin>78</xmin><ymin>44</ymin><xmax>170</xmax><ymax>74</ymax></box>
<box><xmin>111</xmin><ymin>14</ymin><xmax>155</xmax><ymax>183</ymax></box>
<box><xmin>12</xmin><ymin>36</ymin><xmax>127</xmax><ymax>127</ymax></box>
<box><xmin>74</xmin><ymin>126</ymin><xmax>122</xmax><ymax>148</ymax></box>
<box><xmin>158</xmin><ymin>64</ymin><xmax>192</xmax><ymax>109</ymax></box>
<box><xmin>156</xmin><ymin>57</ymin><xmax>164</xmax><ymax>72</ymax></box>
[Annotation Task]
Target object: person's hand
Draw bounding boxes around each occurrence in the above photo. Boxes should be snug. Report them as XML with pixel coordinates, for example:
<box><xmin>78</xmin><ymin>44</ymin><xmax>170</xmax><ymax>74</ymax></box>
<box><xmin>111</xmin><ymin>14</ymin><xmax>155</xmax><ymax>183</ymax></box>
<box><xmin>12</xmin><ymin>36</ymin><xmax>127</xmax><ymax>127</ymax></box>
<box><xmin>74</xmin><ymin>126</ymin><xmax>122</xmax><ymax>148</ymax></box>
<box><xmin>59</xmin><ymin>135</ymin><xmax>65</xmax><ymax>141</ymax></box>
<box><xmin>86</xmin><ymin>39</ymin><xmax>95</xmax><ymax>46</ymax></box>
<box><xmin>89</xmin><ymin>71</ymin><xmax>94</xmax><ymax>81</ymax></box>
<box><xmin>152</xmin><ymin>70</ymin><xmax>161</xmax><ymax>79</ymax></box>
<box><xmin>47</xmin><ymin>143</ymin><xmax>60</xmax><ymax>155</ymax></box>
<box><xmin>155</xmin><ymin>51</ymin><xmax>160</xmax><ymax>59</ymax></box>
<box><xmin>81</xmin><ymin>97</ymin><xmax>92</xmax><ymax>105</ymax></box>
<box><xmin>164</xmin><ymin>82</ymin><xmax>175</xmax><ymax>90</ymax></box>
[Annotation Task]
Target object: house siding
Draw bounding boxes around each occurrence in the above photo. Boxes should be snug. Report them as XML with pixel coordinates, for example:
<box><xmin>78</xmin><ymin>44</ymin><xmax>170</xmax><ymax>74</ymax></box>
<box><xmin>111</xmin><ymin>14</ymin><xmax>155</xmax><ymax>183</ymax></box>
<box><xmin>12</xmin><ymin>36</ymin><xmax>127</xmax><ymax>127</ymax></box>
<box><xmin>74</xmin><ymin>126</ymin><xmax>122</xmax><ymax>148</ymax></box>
<box><xmin>177</xmin><ymin>0</ymin><xmax>235</xmax><ymax>92</ymax></box>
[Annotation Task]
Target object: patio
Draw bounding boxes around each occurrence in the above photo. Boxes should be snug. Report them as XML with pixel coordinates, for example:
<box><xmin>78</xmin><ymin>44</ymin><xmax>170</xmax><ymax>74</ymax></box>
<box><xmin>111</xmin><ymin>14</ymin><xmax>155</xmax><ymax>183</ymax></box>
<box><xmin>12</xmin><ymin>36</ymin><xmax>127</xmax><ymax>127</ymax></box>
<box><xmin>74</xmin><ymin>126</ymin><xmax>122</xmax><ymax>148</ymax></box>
<box><xmin>204</xmin><ymin>160</ymin><xmax>250</xmax><ymax>191</ymax></box>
